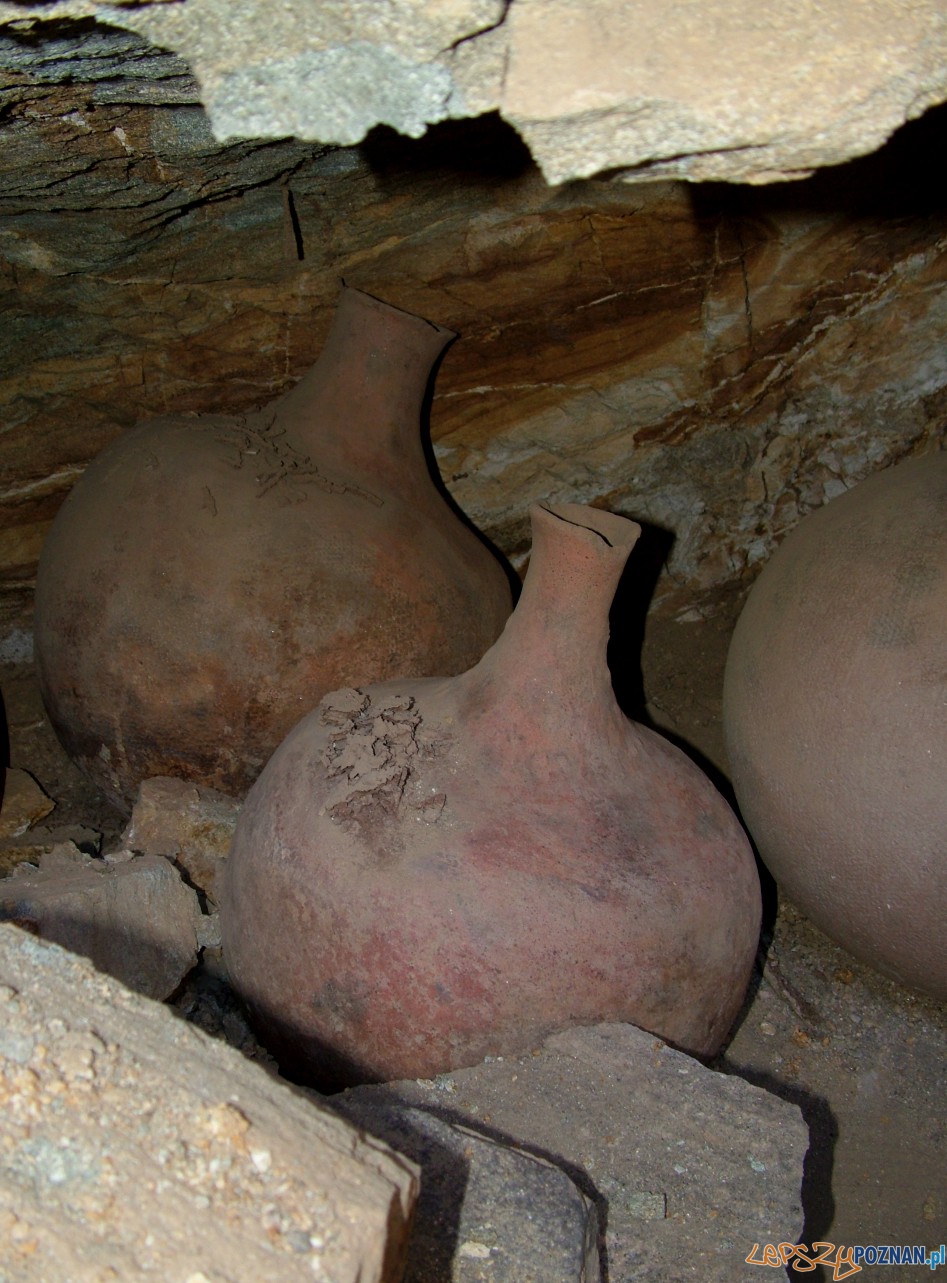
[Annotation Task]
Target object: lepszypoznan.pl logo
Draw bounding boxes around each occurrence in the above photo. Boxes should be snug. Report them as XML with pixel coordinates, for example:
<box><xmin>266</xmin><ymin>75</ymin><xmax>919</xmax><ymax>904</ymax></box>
<box><xmin>746</xmin><ymin>1241</ymin><xmax>946</xmax><ymax>1277</ymax></box>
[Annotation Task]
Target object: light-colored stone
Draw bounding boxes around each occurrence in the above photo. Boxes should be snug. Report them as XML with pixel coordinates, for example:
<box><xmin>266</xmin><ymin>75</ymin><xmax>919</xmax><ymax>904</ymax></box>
<box><xmin>0</xmin><ymin>849</ymin><xmax>202</xmax><ymax>998</ymax></box>
<box><xmin>68</xmin><ymin>0</ymin><xmax>505</xmax><ymax>143</ymax></box>
<box><xmin>0</xmin><ymin>922</ymin><xmax>417</xmax><ymax>1283</ymax></box>
<box><xmin>496</xmin><ymin>0</ymin><xmax>947</xmax><ymax>184</ymax></box>
<box><xmin>0</xmin><ymin>767</ymin><xmax>54</xmax><ymax>838</ymax></box>
<box><xmin>330</xmin><ymin>1099</ymin><xmax>600</xmax><ymax>1282</ymax></box>
<box><xmin>2</xmin><ymin>0</ymin><xmax>944</xmax><ymax>183</ymax></box>
<box><xmin>341</xmin><ymin>1023</ymin><xmax>808</xmax><ymax>1283</ymax></box>
<box><xmin>122</xmin><ymin>775</ymin><xmax>241</xmax><ymax>906</ymax></box>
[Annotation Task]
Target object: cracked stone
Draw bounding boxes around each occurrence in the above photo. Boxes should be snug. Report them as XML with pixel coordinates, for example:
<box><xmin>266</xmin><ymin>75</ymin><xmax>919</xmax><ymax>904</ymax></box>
<box><xmin>329</xmin><ymin>1098</ymin><xmax>601</xmax><ymax>1282</ymax></box>
<box><xmin>120</xmin><ymin>775</ymin><xmax>241</xmax><ymax>907</ymax></box>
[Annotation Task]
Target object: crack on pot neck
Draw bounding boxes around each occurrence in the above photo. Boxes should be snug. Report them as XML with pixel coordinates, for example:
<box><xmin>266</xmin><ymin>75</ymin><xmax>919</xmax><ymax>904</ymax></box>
<box><xmin>538</xmin><ymin>502</ymin><xmax>641</xmax><ymax>553</ymax></box>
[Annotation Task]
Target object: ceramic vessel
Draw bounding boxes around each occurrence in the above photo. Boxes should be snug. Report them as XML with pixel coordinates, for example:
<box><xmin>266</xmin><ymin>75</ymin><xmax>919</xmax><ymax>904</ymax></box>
<box><xmin>222</xmin><ymin>503</ymin><xmax>762</xmax><ymax>1088</ymax></box>
<box><xmin>724</xmin><ymin>451</ymin><xmax>947</xmax><ymax>999</ymax></box>
<box><xmin>33</xmin><ymin>287</ymin><xmax>512</xmax><ymax>810</ymax></box>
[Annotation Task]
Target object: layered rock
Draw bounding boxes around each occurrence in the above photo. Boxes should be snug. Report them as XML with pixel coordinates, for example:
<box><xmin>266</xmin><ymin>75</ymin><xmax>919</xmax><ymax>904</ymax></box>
<box><xmin>3</xmin><ymin>0</ymin><xmax>945</xmax><ymax>183</ymax></box>
<box><xmin>492</xmin><ymin>0</ymin><xmax>947</xmax><ymax>184</ymax></box>
<box><xmin>1</xmin><ymin>16</ymin><xmax>946</xmax><ymax>646</ymax></box>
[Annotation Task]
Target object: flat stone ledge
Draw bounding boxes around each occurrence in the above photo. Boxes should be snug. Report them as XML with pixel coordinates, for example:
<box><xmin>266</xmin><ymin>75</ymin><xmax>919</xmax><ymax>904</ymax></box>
<box><xmin>340</xmin><ymin>1022</ymin><xmax>809</xmax><ymax>1282</ymax></box>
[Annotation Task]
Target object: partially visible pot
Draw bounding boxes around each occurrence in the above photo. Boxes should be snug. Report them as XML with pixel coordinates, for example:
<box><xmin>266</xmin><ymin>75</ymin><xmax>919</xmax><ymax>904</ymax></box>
<box><xmin>724</xmin><ymin>451</ymin><xmax>947</xmax><ymax>998</ymax></box>
<box><xmin>34</xmin><ymin>286</ymin><xmax>512</xmax><ymax>810</ymax></box>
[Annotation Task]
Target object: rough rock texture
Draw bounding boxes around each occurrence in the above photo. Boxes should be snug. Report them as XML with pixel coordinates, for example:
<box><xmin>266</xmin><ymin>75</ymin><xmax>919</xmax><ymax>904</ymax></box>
<box><xmin>2</xmin><ymin>78</ymin><xmax>945</xmax><ymax>641</ymax></box>
<box><xmin>121</xmin><ymin>775</ymin><xmax>240</xmax><ymax>906</ymax></box>
<box><xmin>109</xmin><ymin>0</ymin><xmax>506</xmax><ymax>145</ymax></box>
<box><xmin>329</xmin><ymin>1101</ymin><xmax>600</xmax><ymax>1283</ymax></box>
<box><xmin>2</xmin><ymin>1</ymin><xmax>945</xmax><ymax>184</ymax></box>
<box><xmin>341</xmin><ymin>1023</ymin><xmax>808</xmax><ymax>1283</ymax></box>
<box><xmin>1</xmin><ymin>13</ymin><xmax>946</xmax><ymax>649</ymax></box>
<box><xmin>493</xmin><ymin>0</ymin><xmax>947</xmax><ymax>185</ymax></box>
<box><xmin>0</xmin><ymin>767</ymin><xmax>54</xmax><ymax>839</ymax></box>
<box><xmin>1</xmin><ymin>751</ymin><xmax>105</xmax><ymax>877</ymax></box>
<box><xmin>0</xmin><ymin>923</ymin><xmax>418</xmax><ymax>1283</ymax></box>
<box><xmin>0</xmin><ymin>822</ymin><xmax>102</xmax><ymax>876</ymax></box>
<box><xmin>0</xmin><ymin>847</ymin><xmax>202</xmax><ymax>998</ymax></box>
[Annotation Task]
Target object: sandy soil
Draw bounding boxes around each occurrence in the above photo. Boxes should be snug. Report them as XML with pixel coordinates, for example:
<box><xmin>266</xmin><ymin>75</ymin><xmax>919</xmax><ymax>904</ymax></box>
<box><xmin>1</xmin><ymin>588</ymin><xmax>944</xmax><ymax>1279</ymax></box>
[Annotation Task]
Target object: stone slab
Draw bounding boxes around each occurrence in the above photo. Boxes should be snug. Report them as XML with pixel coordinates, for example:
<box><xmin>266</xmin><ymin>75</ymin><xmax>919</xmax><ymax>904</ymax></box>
<box><xmin>0</xmin><ymin>923</ymin><xmax>418</xmax><ymax>1283</ymax></box>
<box><xmin>2</xmin><ymin>1</ymin><xmax>944</xmax><ymax>183</ymax></box>
<box><xmin>497</xmin><ymin>0</ymin><xmax>947</xmax><ymax>184</ymax></box>
<box><xmin>331</xmin><ymin>1097</ymin><xmax>600</xmax><ymax>1282</ymax></box>
<box><xmin>340</xmin><ymin>1022</ymin><xmax>808</xmax><ymax>1282</ymax></box>
<box><xmin>0</xmin><ymin>848</ymin><xmax>202</xmax><ymax>999</ymax></box>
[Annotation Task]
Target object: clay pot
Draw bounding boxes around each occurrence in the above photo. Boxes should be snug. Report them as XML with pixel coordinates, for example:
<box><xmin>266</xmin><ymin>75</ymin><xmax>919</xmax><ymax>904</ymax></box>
<box><xmin>33</xmin><ymin>287</ymin><xmax>512</xmax><ymax>811</ymax></box>
<box><xmin>723</xmin><ymin>452</ymin><xmax>947</xmax><ymax>998</ymax></box>
<box><xmin>222</xmin><ymin>503</ymin><xmax>761</xmax><ymax>1089</ymax></box>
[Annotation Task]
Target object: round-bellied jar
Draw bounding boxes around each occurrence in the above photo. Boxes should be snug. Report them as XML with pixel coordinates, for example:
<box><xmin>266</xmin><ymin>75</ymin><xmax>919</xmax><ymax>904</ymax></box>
<box><xmin>223</xmin><ymin>502</ymin><xmax>762</xmax><ymax>1088</ymax></box>
<box><xmin>34</xmin><ymin>287</ymin><xmax>512</xmax><ymax>810</ymax></box>
<box><xmin>724</xmin><ymin>451</ymin><xmax>947</xmax><ymax>998</ymax></box>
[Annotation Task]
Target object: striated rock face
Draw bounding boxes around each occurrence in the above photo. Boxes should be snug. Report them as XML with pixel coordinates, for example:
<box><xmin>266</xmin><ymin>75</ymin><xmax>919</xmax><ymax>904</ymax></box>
<box><xmin>1</xmin><ymin>17</ymin><xmax>946</xmax><ymax>648</ymax></box>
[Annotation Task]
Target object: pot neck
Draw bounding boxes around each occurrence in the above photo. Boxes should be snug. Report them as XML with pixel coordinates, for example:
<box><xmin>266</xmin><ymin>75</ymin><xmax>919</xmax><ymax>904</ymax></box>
<box><xmin>276</xmin><ymin>286</ymin><xmax>455</xmax><ymax>474</ymax></box>
<box><xmin>463</xmin><ymin>503</ymin><xmax>641</xmax><ymax>726</ymax></box>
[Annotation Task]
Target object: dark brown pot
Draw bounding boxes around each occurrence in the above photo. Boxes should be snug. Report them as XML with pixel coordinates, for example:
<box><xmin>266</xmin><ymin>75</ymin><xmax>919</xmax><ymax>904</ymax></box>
<box><xmin>724</xmin><ymin>451</ymin><xmax>947</xmax><ymax>999</ymax></box>
<box><xmin>222</xmin><ymin>503</ymin><xmax>761</xmax><ymax>1089</ymax></box>
<box><xmin>33</xmin><ymin>287</ymin><xmax>512</xmax><ymax>811</ymax></box>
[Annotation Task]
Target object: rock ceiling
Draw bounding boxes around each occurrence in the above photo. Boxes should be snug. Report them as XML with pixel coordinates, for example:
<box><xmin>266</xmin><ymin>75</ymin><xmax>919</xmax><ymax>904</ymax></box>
<box><xmin>3</xmin><ymin>0</ymin><xmax>947</xmax><ymax>183</ymax></box>
<box><xmin>1</xmin><ymin>2</ymin><xmax>946</xmax><ymax>649</ymax></box>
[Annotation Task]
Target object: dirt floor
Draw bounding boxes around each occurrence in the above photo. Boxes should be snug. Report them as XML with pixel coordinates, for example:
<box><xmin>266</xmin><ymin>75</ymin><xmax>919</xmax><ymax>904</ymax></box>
<box><xmin>1</xmin><ymin>586</ymin><xmax>944</xmax><ymax>1280</ymax></box>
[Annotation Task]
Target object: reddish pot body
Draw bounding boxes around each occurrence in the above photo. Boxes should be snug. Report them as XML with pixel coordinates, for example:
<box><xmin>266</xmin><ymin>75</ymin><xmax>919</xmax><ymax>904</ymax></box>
<box><xmin>222</xmin><ymin>503</ymin><xmax>761</xmax><ymax>1089</ymax></box>
<box><xmin>33</xmin><ymin>287</ymin><xmax>512</xmax><ymax>811</ymax></box>
<box><xmin>724</xmin><ymin>451</ymin><xmax>947</xmax><ymax>999</ymax></box>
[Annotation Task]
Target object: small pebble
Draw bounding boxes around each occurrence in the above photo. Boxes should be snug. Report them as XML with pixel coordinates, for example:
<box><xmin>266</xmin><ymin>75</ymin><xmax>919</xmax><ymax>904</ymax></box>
<box><xmin>459</xmin><ymin>1241</ymin><xmax>492</xmax><ymax>1260</ymax></box>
